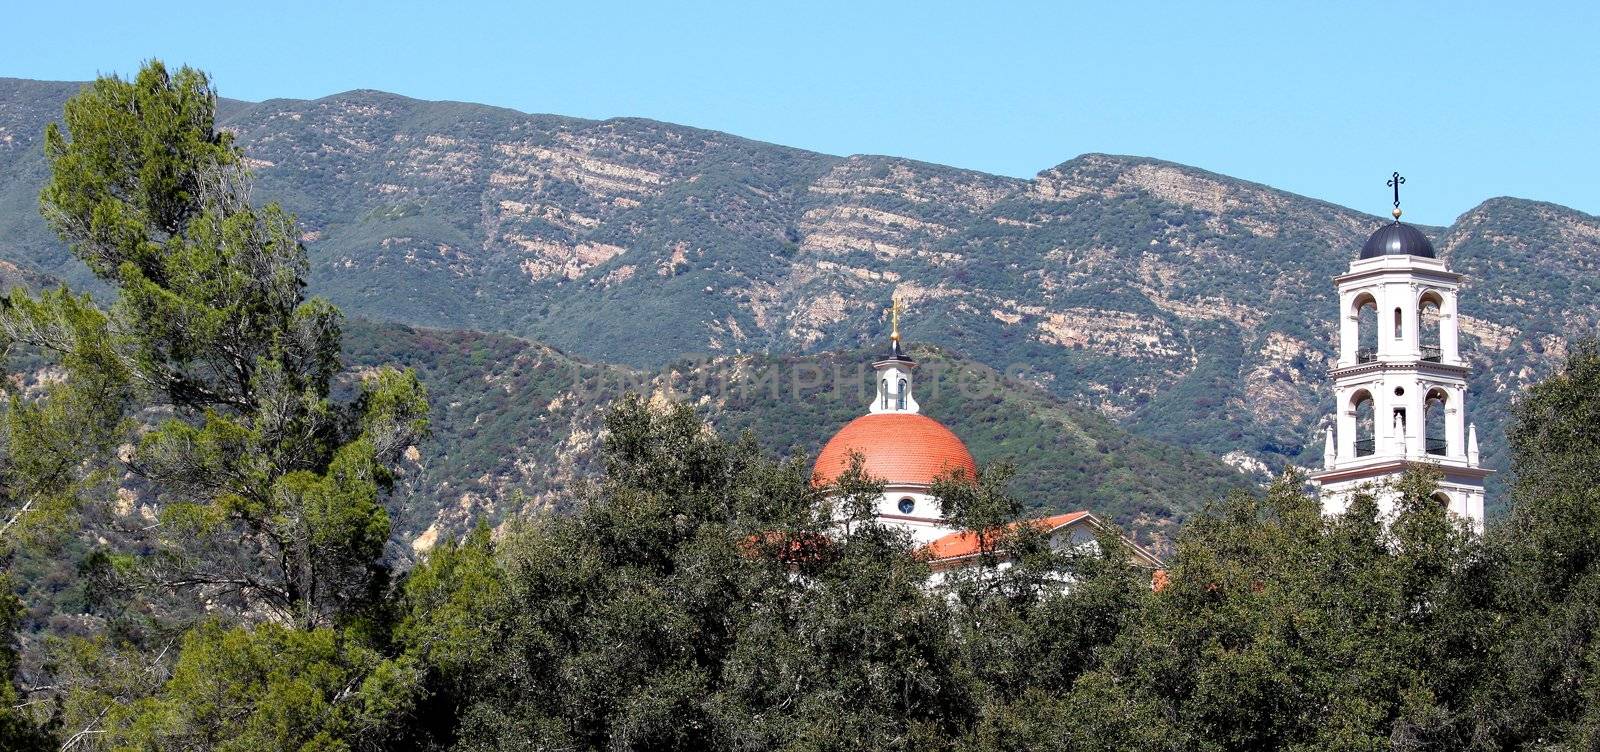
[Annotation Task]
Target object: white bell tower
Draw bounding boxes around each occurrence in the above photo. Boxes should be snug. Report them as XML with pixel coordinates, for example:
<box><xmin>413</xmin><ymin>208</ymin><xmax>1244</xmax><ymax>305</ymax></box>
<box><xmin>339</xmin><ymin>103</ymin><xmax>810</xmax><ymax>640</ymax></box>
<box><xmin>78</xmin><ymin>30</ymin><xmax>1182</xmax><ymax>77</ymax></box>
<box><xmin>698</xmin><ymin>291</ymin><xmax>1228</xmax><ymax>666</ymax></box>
<box><xmin>1311</xmin><ymin>174</ymin><xmax>1489</xmax><ymax>531</ymax></box>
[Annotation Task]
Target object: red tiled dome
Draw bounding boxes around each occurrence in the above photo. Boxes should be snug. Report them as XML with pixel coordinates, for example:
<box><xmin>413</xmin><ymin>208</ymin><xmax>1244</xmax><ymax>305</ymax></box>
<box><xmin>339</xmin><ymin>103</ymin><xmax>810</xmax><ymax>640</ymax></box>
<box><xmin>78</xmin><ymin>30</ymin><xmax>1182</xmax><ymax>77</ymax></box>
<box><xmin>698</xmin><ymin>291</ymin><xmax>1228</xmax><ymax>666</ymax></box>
<box><xmin>812</xmin><ymin>413</ymin><xmax>977</xmax><ymax>488</ymax></box>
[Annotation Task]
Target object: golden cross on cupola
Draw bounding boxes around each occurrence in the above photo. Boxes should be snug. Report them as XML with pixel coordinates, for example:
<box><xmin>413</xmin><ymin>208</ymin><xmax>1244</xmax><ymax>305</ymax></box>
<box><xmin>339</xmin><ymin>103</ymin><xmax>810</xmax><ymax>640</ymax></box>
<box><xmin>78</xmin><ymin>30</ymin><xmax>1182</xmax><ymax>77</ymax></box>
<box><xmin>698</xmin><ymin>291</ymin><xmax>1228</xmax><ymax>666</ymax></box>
<box><xmin>888</xmin><ymin>298</ymin><xmax>903</xmax><ymax>343</ymax></box>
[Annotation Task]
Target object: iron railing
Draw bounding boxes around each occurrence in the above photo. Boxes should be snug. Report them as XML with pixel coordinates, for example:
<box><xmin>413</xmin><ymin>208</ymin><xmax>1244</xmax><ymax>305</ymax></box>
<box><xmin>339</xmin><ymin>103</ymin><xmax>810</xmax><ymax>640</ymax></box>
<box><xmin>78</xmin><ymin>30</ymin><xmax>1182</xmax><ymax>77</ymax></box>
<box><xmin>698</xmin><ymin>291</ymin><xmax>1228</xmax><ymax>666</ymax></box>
<box><xmin>1353</xmin><ymin>346</ymin><xmax>1442</xmax><ymax>363</ymax></box>
<box><xmin>1350</xmin><ymin>437</ymin><xmax>1446</xmax><ymax>457</ymax></box>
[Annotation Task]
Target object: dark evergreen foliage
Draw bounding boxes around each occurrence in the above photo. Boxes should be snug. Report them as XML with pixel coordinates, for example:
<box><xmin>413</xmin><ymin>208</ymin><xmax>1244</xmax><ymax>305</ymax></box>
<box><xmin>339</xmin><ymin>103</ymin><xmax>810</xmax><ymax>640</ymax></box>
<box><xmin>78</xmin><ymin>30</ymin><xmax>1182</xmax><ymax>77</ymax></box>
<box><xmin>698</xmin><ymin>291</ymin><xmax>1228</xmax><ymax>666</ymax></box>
<box><xmin>4</xmin><ymin>64</ymin><xmax>1600</xmax><ymax>752</ymax></box>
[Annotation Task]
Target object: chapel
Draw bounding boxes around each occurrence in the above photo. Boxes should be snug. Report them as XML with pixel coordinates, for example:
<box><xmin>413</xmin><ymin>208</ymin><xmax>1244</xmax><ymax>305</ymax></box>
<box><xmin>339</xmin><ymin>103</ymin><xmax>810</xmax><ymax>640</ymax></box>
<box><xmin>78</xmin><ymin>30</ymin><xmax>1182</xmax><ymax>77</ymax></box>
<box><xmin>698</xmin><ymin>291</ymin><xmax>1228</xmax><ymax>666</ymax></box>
<box><xmin>809</xmin><ymin>303</ymin><xmax>1165</xmax><ymax>572</ymax></box>
<box><xmin>808</xmin><ymin>175</ymin><xmax>1488</xmax><ymax>572</ymax></box>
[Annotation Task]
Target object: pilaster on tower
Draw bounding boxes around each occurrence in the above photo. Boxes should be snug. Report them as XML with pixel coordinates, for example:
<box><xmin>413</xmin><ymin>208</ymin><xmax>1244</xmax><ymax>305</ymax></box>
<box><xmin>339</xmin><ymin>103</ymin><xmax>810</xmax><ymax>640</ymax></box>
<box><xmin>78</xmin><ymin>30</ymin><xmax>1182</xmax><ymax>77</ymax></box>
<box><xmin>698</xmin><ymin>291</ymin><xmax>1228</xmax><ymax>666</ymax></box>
<box><xmin>1311</xmin><ymin>176</ymin><xmax>1489</xmax><ymax>531</ymax></box>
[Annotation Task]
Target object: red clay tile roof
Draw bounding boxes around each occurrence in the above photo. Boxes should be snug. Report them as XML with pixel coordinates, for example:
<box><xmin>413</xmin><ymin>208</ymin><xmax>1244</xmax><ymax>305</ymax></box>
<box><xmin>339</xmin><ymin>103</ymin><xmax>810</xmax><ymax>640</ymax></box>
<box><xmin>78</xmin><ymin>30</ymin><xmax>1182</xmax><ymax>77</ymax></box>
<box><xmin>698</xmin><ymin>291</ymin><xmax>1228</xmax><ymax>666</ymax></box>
<box><xmin>924</xmin><ymin>511</ymin><xmax>1091</xmax><ymax>562</ymax></box>
<box><xmin>811</xmin><ymin>412</ymin><xmax>978</xmax><ymax>488</ymax></box>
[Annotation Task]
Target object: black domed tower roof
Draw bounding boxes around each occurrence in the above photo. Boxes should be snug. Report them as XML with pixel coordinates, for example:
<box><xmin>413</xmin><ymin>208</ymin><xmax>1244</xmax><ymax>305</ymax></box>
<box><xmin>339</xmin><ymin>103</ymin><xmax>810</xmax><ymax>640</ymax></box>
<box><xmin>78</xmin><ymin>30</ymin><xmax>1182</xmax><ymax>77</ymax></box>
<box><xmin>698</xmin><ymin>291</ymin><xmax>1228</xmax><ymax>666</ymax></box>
<box><xmin>1361</xmin><ymin>171</ymin><xmax>1435</xmax><ymax>259</ymax></box>
<box><xmin>1359</xmin><ymin>221</ymin><xmax>1436</xmax><ymax>259</ymax></box>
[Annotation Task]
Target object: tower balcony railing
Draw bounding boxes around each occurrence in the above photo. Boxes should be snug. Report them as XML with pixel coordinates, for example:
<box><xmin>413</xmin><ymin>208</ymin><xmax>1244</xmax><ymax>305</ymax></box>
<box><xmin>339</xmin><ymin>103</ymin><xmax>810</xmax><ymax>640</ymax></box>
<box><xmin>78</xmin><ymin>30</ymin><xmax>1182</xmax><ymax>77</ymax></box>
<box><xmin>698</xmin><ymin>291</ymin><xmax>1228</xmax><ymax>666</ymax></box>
<box><xmin>1349</xmin><ymin>437</ymin><xmax>1446</xmax><ymax>458</ymax></box>
<box><xmin>1351</xmin><ymin>346</ymin><xmax>1442</xmax><ymax>364</ymax></box>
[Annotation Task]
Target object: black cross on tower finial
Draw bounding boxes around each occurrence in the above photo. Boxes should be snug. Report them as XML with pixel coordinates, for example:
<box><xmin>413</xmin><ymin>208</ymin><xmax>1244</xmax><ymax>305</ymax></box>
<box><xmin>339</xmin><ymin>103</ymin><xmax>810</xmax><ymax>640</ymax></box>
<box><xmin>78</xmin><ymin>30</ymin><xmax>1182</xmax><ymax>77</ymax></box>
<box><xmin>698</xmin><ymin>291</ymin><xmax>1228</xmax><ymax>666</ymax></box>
<box><xmin>1388</xmin><ymin>171</ymin><xmax>1406</xmax><ymax>221</ymax></box>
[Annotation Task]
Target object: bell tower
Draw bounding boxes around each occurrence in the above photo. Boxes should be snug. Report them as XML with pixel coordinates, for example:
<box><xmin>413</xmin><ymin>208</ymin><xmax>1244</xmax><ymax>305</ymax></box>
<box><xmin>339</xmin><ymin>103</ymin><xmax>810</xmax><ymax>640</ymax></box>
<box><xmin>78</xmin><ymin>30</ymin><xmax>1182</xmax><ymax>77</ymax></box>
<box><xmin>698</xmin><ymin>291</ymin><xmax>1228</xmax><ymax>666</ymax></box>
<box><xmin>1311</xmin><ymin>174</ymin><xmax>1490</xmax><ymax>530</ymax></box>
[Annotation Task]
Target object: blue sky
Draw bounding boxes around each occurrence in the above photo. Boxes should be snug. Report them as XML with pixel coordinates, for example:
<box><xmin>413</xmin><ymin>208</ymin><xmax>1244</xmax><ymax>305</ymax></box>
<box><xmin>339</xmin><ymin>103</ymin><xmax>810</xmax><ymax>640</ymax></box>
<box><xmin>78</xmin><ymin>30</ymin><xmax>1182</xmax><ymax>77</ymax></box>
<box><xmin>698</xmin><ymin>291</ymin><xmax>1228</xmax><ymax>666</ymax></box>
<box><xmin>6</xmin><ymin>1</ymin><xmax>1597</xmax><ymax>225</ymax></box>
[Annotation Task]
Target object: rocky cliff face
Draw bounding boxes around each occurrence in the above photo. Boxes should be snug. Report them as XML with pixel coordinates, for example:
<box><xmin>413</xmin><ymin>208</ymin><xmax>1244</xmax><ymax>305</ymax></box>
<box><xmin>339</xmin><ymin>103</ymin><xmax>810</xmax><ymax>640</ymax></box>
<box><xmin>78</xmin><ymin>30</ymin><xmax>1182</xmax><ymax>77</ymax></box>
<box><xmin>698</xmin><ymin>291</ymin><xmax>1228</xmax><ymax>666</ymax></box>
<box><xmin>4</xmin><ymin>78</ymin><xmax>1596</xmax><ymax>513</ymax></box>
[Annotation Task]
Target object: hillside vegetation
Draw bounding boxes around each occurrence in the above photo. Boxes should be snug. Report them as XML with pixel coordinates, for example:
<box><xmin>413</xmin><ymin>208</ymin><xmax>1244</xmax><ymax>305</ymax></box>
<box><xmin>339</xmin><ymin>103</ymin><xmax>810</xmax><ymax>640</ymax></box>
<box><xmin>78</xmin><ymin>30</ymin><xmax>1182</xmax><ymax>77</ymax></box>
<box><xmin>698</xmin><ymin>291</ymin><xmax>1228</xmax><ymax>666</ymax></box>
<box><xmin>4</xmin><ymin>77</ymin><xmax>1599</xmax><ymax>513</ymax></box>
<box><xmin>6</xmin><ymin>62</ymin><xmax>1600</xmax><ymax>752</ymax></box>
<box><xmin>342</xmin><ymin>320</ymin><xmax>1243</xmax><ymax>555</ymax></box>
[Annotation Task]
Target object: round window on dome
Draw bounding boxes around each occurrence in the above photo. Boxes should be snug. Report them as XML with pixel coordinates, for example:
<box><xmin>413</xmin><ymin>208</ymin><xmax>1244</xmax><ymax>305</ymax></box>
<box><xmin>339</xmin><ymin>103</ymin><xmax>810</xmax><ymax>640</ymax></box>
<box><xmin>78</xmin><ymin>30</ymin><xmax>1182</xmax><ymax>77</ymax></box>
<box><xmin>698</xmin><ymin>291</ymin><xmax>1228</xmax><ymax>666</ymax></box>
<box><xmin>897</xmin><ymin>497</ymin><xmax>916</xmax><ymax>514</ymax></box>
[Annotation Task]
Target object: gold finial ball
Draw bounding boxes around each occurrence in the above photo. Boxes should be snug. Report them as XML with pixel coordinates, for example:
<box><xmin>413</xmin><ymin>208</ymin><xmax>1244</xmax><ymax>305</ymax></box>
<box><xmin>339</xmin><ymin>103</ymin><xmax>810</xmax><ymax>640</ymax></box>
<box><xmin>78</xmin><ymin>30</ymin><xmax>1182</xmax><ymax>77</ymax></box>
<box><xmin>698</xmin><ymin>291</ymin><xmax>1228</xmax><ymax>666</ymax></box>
<box><xmin>1392</xmin><ymin>207</ymin><xmax>1403</xmax><ymax>220</ymax></box>
<box><xmin>890</xmin><ymin>332</ymin><xmax>901</xmax><ymax>341</ymax></box>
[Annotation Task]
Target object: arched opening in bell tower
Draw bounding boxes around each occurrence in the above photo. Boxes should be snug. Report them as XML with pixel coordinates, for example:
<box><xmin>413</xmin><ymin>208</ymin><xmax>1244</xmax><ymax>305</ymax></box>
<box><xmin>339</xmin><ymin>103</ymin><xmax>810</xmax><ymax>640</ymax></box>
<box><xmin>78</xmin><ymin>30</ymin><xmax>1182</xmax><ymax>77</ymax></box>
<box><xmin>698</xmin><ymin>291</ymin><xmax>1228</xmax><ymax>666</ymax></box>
<box><xmin>1425</xmin><ymin>387</ymin><xmax>1449</xmax><ymax>456</ymax></box>
<box><xmin>1352</xmin><ymin>389</ymin><xmax>1375</xmax><ymax>456</ymax></box>
<box><xmin>1352</xmin><ymin>292</ymin><xmax>1378</xmax><ymax>362</ymax></box>
<box><xmin>1419</xmin><ymin>290</ymin><xmax>1444</xmax><ymax>362</ymax></box>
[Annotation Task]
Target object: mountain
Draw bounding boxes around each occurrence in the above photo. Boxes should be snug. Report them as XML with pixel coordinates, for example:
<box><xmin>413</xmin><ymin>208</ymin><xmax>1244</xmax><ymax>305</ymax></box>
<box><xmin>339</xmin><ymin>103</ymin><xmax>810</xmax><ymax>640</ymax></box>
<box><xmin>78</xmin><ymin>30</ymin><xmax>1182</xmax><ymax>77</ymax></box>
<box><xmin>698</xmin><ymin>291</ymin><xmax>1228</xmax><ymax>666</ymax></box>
<box><xmin>4</xmin><ymin>76</ymin><xmax>1598</xmax><ymax>521</ymax></box>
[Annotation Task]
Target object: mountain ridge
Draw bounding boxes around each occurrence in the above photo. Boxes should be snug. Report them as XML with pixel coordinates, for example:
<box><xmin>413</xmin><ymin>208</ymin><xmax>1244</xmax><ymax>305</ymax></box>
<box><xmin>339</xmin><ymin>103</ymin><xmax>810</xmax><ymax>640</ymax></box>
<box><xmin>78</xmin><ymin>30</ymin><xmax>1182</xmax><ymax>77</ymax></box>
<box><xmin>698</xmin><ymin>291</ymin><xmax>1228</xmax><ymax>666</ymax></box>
<box><xmin>11</xmin><ymin>75</ymin><xmax>1535</xmax><ymax>222</ymax></box>
<box><xmin>4</xmin><ymin>76</ymin><xmax>1598</xmax><ymax>523</ymax></box>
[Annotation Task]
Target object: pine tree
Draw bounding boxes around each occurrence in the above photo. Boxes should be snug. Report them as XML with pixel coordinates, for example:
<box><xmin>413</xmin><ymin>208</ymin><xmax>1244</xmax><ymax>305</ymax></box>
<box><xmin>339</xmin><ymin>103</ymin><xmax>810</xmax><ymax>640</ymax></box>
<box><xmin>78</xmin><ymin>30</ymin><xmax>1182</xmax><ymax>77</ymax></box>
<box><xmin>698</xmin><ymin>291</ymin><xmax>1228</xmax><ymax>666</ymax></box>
<box><xmin>15</xmin><ymin>59</ymin><xmax>429</xmax><ymax>631</ymax></box>
<box><xmin>0</xmin><ymin>580</ymin><xmax>49</xmax><ymax>750</ymax></box>
<box><xmin>1</xmin><ymin>60</ymin><xmax>430</xmax><ymax>749</ymax></box>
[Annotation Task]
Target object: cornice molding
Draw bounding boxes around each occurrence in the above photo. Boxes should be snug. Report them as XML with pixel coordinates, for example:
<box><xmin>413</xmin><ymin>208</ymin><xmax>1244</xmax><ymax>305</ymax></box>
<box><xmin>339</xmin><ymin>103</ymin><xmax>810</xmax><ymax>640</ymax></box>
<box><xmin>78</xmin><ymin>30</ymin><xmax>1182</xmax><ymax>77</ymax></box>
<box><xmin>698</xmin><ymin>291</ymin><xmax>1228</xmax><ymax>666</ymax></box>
<box><xmin>1330</xmin><ymin>360</ymin><xmax>1471</xmax><ymax>380</ymax></box>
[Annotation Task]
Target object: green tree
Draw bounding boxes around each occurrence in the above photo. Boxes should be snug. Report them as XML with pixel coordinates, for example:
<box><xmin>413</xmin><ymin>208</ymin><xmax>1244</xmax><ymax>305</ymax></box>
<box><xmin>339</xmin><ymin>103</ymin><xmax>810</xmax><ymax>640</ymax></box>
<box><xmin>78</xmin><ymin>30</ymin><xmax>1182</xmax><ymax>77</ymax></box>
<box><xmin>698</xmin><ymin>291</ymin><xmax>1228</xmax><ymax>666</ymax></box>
<box><xmin>15</xmin><ymin>59</ymin><xmax>428</xmax><ymax>631</ymax></box>
<box><xmin>0</xmin><ymin>60</ymin><xmax>429</xmax><ymax>749</ymax></box>
<box><xmin>0</xmin><ymin>581</ymin><xmax>50</xmax><ymax>750</ymax></box>
<box><xmin>400</xmin><ymin>396</ymin><xmax>978</xmax><ymax>750</ymax></box>
<box><xmin>1066</xmin><ymin>470</ymin><xmax>1484</xmax><ymax>751</ymax></box>
<box><xmin>443</xmin><ymin>396</ymin><xmax>809</xmax><ymax>750</ymax></box>
<box><xmin>392</xmin><ymin>524</ymin><xmax>504</xmax><ymax>749</ymax></box>
<box><xmin>0</xmin><ymin>289</ymin><xmax>131</xmax><ymax>552</ymax></box>
<box><xmin>0</xmin><ymin>289</ymin><xmax>132</xmax><ymax>747</ymax></box>
<box><xmin>1486</xmin><ymin>339</ymin><xmax>1600</xmax><ymax>746</ymax></box>
<box><xmin>711</xmin><ymin>458</ymin><xmax>970</xmax><ymax>751</ymax></box>
<box><xmin>110</xmin><ymin>621</ymin><xmax>420</xmax><ymax>752</ymax></box>
<box><xmin>933</xmin><ymin>465</ymin><xmax>1154</xmax><ymax>752</ymax></box>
